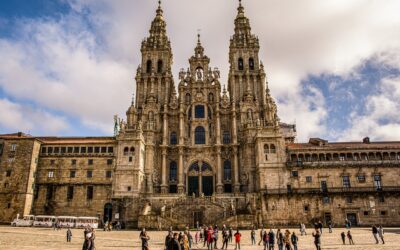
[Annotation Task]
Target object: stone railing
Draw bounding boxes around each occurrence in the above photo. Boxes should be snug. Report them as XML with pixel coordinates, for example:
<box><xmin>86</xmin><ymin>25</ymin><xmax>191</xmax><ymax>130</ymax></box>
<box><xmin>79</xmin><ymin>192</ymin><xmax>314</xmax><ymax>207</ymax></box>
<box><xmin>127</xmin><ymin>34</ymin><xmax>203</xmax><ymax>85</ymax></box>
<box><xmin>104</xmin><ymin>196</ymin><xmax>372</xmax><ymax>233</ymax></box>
<box><xmin>262</xmin><ymin>186</ymin><xmax>400</xmax><ymax>195</ymax></box>
<box><xmin>287</xmin><ymin>160</ymin><xmax>400</xmax><ymax>168</ymax></box>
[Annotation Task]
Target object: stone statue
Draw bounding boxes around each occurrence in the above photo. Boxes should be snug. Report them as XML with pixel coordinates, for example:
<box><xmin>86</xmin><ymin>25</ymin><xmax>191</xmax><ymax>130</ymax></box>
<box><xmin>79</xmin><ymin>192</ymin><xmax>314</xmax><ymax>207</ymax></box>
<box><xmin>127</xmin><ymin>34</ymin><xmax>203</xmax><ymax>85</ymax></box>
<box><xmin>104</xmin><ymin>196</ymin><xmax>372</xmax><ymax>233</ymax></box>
<box><xmin>213</xmin><ymin>68</ymin><xmax>220</xmax><ymax>79</ymax></box>
<box><xmin>197</xmin><ymin>69</ymin><xmax>203</xmax><ymax>80</ymax></box>
<box><xmin>161</xmin><ymin>205</ymin><xmax>166</xmax><ymax>217</ymax></box>
<box><xmin>200</xmin><ymin>192</ymin><xmax>205</xmax><ymax>198</ymax></box>
<box><xmin>192</xmin><ymin>192</ymin><xmax>196</xmax><ymax>199</ymax></box>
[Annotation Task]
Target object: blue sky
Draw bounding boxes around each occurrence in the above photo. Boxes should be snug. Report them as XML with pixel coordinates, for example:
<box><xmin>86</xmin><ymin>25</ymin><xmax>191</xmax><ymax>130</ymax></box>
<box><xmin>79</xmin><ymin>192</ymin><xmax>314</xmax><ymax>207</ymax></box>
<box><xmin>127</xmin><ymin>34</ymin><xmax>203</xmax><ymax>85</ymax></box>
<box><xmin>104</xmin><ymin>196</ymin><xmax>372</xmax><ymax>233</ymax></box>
<box><xmin>0</xmin><ymin>0</ymin><xmax>400</xmax><ymax>142</ymax></box>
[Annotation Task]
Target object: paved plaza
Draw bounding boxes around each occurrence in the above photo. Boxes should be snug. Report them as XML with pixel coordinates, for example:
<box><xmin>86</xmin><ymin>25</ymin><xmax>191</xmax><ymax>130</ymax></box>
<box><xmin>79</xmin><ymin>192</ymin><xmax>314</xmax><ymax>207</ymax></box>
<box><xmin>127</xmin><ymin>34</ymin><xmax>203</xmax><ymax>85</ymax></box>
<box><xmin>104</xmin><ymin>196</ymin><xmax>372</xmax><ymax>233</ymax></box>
<box><xmin>0</xmin><ymin>226</ymin><xmax>399</xmax><ymax>250</ymax></box>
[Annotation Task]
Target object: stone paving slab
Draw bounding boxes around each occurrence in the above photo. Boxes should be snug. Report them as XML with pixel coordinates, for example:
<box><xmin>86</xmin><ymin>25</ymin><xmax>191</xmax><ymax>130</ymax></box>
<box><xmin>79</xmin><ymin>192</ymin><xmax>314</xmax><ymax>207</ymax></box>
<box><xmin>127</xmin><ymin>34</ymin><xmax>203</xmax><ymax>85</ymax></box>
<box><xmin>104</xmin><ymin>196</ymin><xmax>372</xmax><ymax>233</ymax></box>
<box><xmin>0</xmin><ymin>226</ymin><xmax>399</xmax><ymax>250</ymax></box>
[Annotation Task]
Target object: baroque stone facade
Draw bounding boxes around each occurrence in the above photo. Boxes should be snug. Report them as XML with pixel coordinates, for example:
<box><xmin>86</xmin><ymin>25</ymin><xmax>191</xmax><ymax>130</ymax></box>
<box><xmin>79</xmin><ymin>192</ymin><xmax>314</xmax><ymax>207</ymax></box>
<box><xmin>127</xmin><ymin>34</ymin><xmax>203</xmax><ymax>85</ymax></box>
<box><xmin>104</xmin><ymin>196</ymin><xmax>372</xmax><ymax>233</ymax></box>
<box><xmin>1</xmin><ymin>1</ymin><xmax>400</xmax><ymax>228</ymax></box>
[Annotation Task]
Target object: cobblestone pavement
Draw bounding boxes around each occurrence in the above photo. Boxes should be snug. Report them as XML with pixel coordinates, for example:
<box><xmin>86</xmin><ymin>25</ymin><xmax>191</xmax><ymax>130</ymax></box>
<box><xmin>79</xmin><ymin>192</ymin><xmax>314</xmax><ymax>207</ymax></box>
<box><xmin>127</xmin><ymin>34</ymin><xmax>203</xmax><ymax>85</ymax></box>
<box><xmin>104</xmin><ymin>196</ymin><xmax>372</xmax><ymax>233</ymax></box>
<box><xmin>0</xmin><ymin>226</ymin><xmax>399</xmax><ymax>250</ymax></box>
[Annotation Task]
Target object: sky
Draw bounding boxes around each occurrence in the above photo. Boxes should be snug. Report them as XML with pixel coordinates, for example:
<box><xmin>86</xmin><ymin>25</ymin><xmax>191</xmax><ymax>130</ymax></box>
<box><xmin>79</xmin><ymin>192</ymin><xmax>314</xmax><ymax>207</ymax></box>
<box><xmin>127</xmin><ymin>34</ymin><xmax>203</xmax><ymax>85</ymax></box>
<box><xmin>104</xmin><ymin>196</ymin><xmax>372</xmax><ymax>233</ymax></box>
<box><xmin>0</xmin><ymin>0</ymin><xmax>400</xmax><ymax>142</ymax></box>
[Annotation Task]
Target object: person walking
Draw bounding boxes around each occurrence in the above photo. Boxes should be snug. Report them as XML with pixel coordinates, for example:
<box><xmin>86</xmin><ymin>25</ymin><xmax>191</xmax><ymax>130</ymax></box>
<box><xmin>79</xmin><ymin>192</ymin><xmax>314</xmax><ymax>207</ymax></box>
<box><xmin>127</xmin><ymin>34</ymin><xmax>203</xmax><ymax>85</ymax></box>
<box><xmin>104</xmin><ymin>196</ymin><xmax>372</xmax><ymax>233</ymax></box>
<box><xmin>291</xmin><ymin>232</ymin><xmax>298</xmax><ymax>250</ymax></box>
<box><xmin>169</xmin><ymin>233</ymin><xmax>181</xmax><ymax>250</ymax></box>
<box><xmin>328</xmin><ymin>221</ymin><xmax>333</xmax><ymax>233</ymax></box>
<box><xmin>66</xmin><ymin>227</ymin><xmax>72</xmax><ymax>242</ymax></box>
<box><xmin>300</xmin><ymin>223</ymin><xmax>306</xmax><ymax>236</ymax></box>
<box><xmin>268</xmin><ymin>229</ymin><xmax>275</xmax><ymax>250</ymax></box>
<box><xmin>340</xmin><ymin>232</ymin><xmax>346</xmax><ymax>245</ymax></box>
<box><xmin>183</xmin><ymin>234</ymin><xmax>190</xmax><ymax>250</ymax></box>
<box><xmin>207</xmin><ymin>226</ymin><xmax>214</xmax><ymax>250</ymax></box>
<box><xmin>188</xmin><ymin>230</ymin><xmax>193</xmax><ymax>249</ymax></box>
<box><xmin>372</xmin><ymin>225</ymin><xmax>379</xmax><ymax>244</ymax></box>
<box><xmin>378</xmin><ymin>225</ymin><xmax>385</xmax><ymax>244</ymax></box>
<box><xmin>234</xmin><ymin>229</ymin><xmax>241</xmax><ymax>250</ymax></box>
<box><xmin>312</xmin><ymin>229</ymin><xmax>321</xmax><ymax>250</ymax></box>
<box><xmin>259</xmin><ymin>227</ymin><xmax>265</xmax><ymax>245</ymax></box>
<box><xmin>347</xmin><ymin>231</ymin><xmax>354</xmax><ymax>245</ymax></box>
<box><xmin>284</xmin><ymin>230</ymin><xmax>292</xmax><ymax>250</ymax></box>
<box><xmin>165</xmin><ymin>231</ymin><xmax>174</xmax><ymax>250</ymax></box>
<box><xmin>251</xmin><ymin>228</ymin><xmax>256</xmax><ymax>245</ymax></box>
<box><xmin>214</xmin><ymin>226</ymin><xmax>219</xmax><ymax>249</ymax></box>
<box><xmin>318</xmin><ymin>221</ymin><xmax>323</xmax><ymax>234</ymax></box>
<box><xmin>276</xmin><ymin>229</ymin><xmax>284</xmax><ymax>250</ymax></box>
<box><xmin>229</xmin><ymin>227</ymin><xmax>233</xmax><ymax>243</ymax></box>
<box><xmin>140</xmin><ymin>228</ymin><xmax>150</xmax><ymax>250</ymax></box>
<box><xmin>262</xmin><ymin>230</ymin><xmax>269</xmax><ymax>250</ymax></box>
<box><xmin>203</xmin><ymin>226</ymin><xmax>209</xmax><ymax>247</ymax></box>
<box><xmin>221</xmin><ymin>228</ymin><xmax>229</xmax><ymax>250</ymax></box>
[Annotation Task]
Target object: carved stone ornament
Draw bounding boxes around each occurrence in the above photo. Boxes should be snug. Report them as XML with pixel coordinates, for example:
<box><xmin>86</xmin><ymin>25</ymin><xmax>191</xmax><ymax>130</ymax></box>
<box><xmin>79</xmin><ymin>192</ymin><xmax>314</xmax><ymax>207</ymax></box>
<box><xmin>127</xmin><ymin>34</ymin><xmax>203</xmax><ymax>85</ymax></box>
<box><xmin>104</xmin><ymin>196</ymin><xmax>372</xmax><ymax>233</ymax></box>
<box><xmin>152</xmin><ymin>170</ymin><xmax>160</xmax><ymax>184</ymax></box>
<box><xmin>241</xmin><ymin>172</ymin><xmax>249</xmax><ymax>184</ymax></box>
<box><xmin>195</xmin><ymin>92</ymin><xmax>204</xmax><ymax>102</ymax></box>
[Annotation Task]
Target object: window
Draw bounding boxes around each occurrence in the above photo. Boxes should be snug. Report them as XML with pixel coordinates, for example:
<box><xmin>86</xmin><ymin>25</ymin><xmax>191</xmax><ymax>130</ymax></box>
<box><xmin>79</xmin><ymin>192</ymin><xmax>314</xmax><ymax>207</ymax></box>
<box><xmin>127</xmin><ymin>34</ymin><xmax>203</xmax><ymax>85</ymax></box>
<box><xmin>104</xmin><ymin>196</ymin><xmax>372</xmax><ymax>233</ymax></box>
<box><xmin>41</xmin><ymin>147</ymin><xmax>47</xmax><ymax>154</ymax></box>
<box><xmin>106</xmin><ymin>171</ymin><xmax>112</xmax><ymax>178</ymax></box>
<box><xmin>87</xmin><ymin>186</ymin><xmax>94</xmax><ymax>200</ymax></box>
<box><xmin>357</xmin><ymin>174</ymin><xmax>366</xmax><ymax>183</ymax></box>
<box><xmin>345</xmin><ymin>196</ymin><xmax>353</xmax><ymax>204</ymax></box>
<box><xmin>10</xmin><ymin>144</ymin><xmax>17</xmax><ymax>152</ymax></box>
<box><xmin>34</xmin><ymin>187</ymin><xmax>39</xmax><ymax>200</ymax></box>
<box><xmin>195</xmin><ymin>105</ymin><xmax>205</xmax><ymax>118</ymax></box>
<box><xmin>46</xmin><ymin>186</ymin><xmax>54</xmax><ymax>200</ymax></box>
<box><xmin>94</xmin><ymin>147</ymin><xmax>100</xmax><ymax>153</ymax></box>
<box><xmin>71</xmin><ymin>159</ymin><xmax>77</xmax><ymax>165</ymax></box>
<box><xmin>157</xmin><ymin>60</ymin><xmax>163</xmax><ymax>73</ymax></box>
<box><xmin>169</xmin><ymin>161</ymin><xmax>177</xmax><ymax>182</ymax></box>
<box><xmin>291</xmin><ymin>171</ymin><xmax>298</xmax><ymax>178</ymax></box>
<box><xmin>287</xmin><ymin>184</ymin><xmax>292</xmax><ymax>193</ymax></box>
<box><xmin>127</xmin><ymin>186</ymin><xmax>132</xmax><ymax>192</ymax></box>
<box><xmin>130</xmin><ymin>147</ymin><xmax>135</xmax><ymax>154</ymax></box>
<box><xmin>304</xmin><ymin>205</ymin><xmax>309</xmax><ymax>212</ymax></box>
<box><xmin>223</xmin><ymin>131</ymin><xmax>231</xmax><ymax>144</ymax></box>
<box><xmin>107</xmin><ymin>159</ymin><xmax>113</xmax><ymax>165</ymax></box>
<box><xmin>73</xmin><ymin>147</ymin><xmax>79</xmax><ymax>153</ymax></box>
<box><xmin>194</xmin><ymin>126</ymin><xmax>206</xmax><ymax>144</ymax></box>
<box><xmin>270</xmin><ymin>144</ymin><xmax>276</xmax><ymax>153</ymax></box>
<box><xmin>339</xmin><ymin>155</ymin><xmax>345</xmax><ymax>161</ymax></box>
<box><xmin>88</xmin><ymin>147</ymin><xmax>93</xmax><ymax>153</ymax></box>
<box><xmin>101</xmin><ymin>147</ymin><xmax>107</xmax><ymax>153</ymax></box>
<box><xmin>48</xmin><ymin>171</ymin><xmax>54</xmax><ymax>178</ymax></box>
<box><xmin>48</xmin><ymin>147</ymin><xmax>54</xmax><ymax>154</ymax></box>
<box><xmin>88</xmin><ymin>159</ymin><xmax>93</xmax><ymax>165</ymax></box>
<box><xmin>342</xmin><ymin>176</ymin><xmax>351</xmax><ymax>188</ymax></box>
<box><xmin>223</xmin><ymin>161</ymin><xmax>232</xmax><ymax>181</ymax></box>
<box><xmin>146</xmin><ymin>60</ymin><xmax>152</xmax><ymax>73</ymax></box>
<box><xmin>67</xmin><ymin>186</ymin><xmax>74</xmax><ymax>200</ymax></box>
<box><xmin>67</xmin><ymin>147</ymin><xmax>73</xmax><ymax>153</ymax></box>
<box><xmin>129</xmin><ymin>157</ymin><xmax>133</xmax><ymax>162</ymax></box>
<box><xmin>322</xmin><ymin>197</ymin><xmax>330</xmax><ymax>204</ymax></box>
<box><xmin>264</xmin><ymin>144</ymin><xmax>269</xmax><ymax>154</ymax></box>
<box><xmin>123</xmin><ymin>147</ymin><xmax>129</xmax><ymax>156</ymax></box>
<box><xmin>70</xmin><ymin>170</ymin><xmax>76</xmax><ymax>178</ymax></box>
<box><xmin>87</xmin><ymin>170</ymin><xmax>93</xmax><ymax>178</ymax></box>
<box><xmin>374</xmin><ymin>175</ymin><xmax>382</xmax><ymax>190</ymax></box>
<box><xmin>6</xmin><ymin>170</ymin><xmax>11</xmax><ymax>177</ymax></box>
<box><xmin>81</xmin><ymin>147</ymin><xmax>87</xmax><ymax>153</ymax></box>
<box><xmin>4</xmin><ymin>182</ymin><xmax>9</xmax><ymax>188</ymax></box>
<box><xmin>7</xmin><ymin>203</ymin><xmax>11</xmax><ymax>209</ymax></box>
<box><xmin>378</xmin><ymin>195</ymin><xmax>385</xmax><ymax>203</ymax></box>
<box><xmin>380</xmin><ymin>210</ymin><xmax>387</xmax><ymax>216</ymax></box>
<box><xmin>170</xmin><ymin>132</ymin><xmax>178</xmax><ymax>145</ymax></box>
<box><xmin>306</xmin><ymin>176</ymin><xmax>312</xmax><ymax>183</ymax></box>
<box><xmin>61</xmin><ymin>147</ymin><xmax>66</xmax><ymax>154</ymax></box>
<box><xmin>54</xmin><ymin>147</ymin><xmax>60</xmax><ymax>154</ymax></box>
<box><xmin>363</xmin><ymin>211</ymin><xmax>369</xmax><ymax>216</ymax></box>
<box><xmin>249</xmin><ymin>57</ymin><xmax>255</xmax><ymax>70</ymax></box>
<box><xmin>108</xmin><ymin>147</ymin><xmax>114</xmax><ymax>153</ymax></box>
<box><xmin>238</xmin><ymin>58</ymin><xmax>244</xmax><ymax>70</ymax></box>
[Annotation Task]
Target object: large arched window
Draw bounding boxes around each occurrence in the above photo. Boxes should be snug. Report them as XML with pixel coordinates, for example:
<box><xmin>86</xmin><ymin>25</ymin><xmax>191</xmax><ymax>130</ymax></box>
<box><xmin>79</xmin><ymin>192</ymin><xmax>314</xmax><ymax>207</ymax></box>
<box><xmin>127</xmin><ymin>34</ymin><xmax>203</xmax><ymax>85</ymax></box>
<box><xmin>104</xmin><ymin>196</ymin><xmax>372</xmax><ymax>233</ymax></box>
<box><xmin>194</xmin><ymin>126</ymin><xmax>206</xmax><ymax>144</ymax></box>
<box><xmin>195</xmin><ymin>105</ymin><xmax>205</xmax><ymax>118</ymax></box>
<box><xmin>264</xmin><ymin>144</ymin><xmax>269</xmax><ymax>161</ymax></box>
<box><xmin>146</xmin><ymin>60</ymin><xmax>152</xmax><ymax>73</ymax></box>
<box><xmin>123</xmin><ymin>147</ymin><xmax>129</xmax><ymax>156</ymax></box>
<box><xmin>223</xmin><ymin>160</ymin><xmax>232</xmax><ymax>181</ymax></box>
<box><xmin>249</xmin><ymin>58</ymin><xmax>255</xmax><ymax>70</ymax></box>
<box><xmin>170</xmin><ymin>132</ymin><xmax>177</xmax><ymax>145</ymax></box>
<box><xmin>169</xmin><ymin>161</ymin><xmax>177</xmax><ymax>182</ymax></box>
<box><xmin>157</xmin><ymin>60</ymin><xmax>163</xmax><ymax>73</ymax></box>
<box><xmin>270</xmin><ymin>144</ymin><xmax>276</xmax><ymax>153</ymax></box>
<box><xmin>238</xmin><ymin>58</ymin><xmax>244</xmax><ymax>71</ymax></box>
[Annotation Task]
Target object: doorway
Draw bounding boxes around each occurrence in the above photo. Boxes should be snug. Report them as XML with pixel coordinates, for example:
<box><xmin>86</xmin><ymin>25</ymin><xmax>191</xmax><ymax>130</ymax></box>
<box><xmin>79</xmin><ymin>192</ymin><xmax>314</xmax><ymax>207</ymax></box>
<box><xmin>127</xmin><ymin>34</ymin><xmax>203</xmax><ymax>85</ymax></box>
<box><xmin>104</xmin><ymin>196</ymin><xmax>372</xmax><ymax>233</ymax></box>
<box><xmin>202</xmin><ymin>176</ymin><xmax>214</xmax><ymax>196</ymax></box>
<box><xmin>346</xmin><ymin>213</ymin><xmax>358</xmax><ymax>227</ymax></box>
<box><xmin>193</xmin><ymin>211</ymin><xmax>203</xmax><ymax>228</ymax></box>
<box><xmin>188</xmin><ymin>176</ymin><xmax>199</xmax><ymax>196</ymax></box>
<box><xmin>104</xmin><ymin>203</ymin><xmax>113</xmax><ymax>223</ymax></box>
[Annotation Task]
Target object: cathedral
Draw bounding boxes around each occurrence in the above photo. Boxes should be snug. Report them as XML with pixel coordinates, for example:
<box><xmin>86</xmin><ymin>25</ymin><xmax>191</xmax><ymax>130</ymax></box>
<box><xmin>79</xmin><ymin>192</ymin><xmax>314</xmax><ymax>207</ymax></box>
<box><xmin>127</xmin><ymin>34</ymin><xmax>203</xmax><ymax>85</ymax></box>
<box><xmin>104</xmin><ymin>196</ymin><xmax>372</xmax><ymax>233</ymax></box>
<box><xmin>1</xmin><ymin>1</ymin><xmax>400</xmax><ymax>229</ymax></box>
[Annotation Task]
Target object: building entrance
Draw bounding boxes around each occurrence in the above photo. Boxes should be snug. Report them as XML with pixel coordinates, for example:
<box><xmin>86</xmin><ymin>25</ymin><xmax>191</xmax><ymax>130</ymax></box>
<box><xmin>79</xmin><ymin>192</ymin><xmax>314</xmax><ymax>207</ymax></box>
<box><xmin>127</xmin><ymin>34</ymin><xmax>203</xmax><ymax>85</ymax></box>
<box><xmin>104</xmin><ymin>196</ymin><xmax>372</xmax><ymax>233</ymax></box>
<box><xmin>187</xmin><ymin>161</ymin><xmax>214</xmax><ymax>196</ymax></box>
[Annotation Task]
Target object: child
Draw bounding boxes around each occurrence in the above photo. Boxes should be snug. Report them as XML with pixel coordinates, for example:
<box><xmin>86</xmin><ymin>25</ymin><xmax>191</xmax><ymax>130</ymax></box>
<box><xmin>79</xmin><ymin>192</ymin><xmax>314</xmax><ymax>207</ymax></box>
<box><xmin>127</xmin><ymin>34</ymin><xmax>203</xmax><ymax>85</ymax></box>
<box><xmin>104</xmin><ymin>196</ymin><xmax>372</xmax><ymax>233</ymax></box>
<box><xmin>66</xmin><ymin>227</ymin><xmax>72</xmax><ymax>242</ymax></box>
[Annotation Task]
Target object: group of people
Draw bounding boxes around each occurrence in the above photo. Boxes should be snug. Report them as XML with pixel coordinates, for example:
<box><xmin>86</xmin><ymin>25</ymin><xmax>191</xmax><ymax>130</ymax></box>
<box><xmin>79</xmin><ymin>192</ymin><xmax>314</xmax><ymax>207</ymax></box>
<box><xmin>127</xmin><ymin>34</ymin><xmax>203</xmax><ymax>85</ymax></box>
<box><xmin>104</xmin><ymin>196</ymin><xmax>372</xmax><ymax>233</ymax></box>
<box><xmin>103</xmin><ymin>220</ymin><xmax>122</xmax><ymax>231</ymax></box>
<box><xmin>82</xmin><ymin>226</ymin><xmax>96</xmax><ymax>250</ymax></box>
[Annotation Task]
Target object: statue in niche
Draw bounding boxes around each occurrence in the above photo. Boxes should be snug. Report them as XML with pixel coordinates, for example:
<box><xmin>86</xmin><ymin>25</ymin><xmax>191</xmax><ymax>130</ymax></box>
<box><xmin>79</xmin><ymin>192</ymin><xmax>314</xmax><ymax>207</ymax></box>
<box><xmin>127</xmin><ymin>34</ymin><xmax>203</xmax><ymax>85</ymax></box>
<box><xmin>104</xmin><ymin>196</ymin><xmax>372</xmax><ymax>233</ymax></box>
<box><xmin>196</xmin><ymin>68</ymin><xmax>203</xmax><ymax>80</ymax></box>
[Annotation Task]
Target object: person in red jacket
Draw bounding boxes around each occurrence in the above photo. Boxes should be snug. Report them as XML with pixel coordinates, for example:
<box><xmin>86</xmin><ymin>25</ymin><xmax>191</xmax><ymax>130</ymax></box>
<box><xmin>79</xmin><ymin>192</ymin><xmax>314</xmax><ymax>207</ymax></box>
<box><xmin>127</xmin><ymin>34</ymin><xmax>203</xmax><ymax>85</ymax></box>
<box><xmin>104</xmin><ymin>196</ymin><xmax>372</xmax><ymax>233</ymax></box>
<box><xmin>234</xmin><ymin>229</ymin><xmax>242</xmax><ymax>250</ymax></box>
<box><xmin>207</xmin><ymin>226</ymin><xmax>214</xmax><ymax>250</ymax></box>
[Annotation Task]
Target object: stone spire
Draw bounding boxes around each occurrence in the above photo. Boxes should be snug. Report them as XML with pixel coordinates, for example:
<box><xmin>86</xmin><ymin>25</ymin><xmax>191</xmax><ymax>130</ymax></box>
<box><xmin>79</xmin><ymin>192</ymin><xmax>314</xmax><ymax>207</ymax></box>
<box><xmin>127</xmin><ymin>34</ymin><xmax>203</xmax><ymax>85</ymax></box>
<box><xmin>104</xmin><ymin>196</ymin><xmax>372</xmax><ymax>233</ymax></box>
<box><xmin>142</xmin><ymin>0</ymin><xmax>170</xmax><ymax>50</ymax></box>
<box><xmin>233</xmin><ymin>0</ymin><xmax>253</xmax><ymax>43</ymax></box>
<box><xmin>194</xmin><ymin>33</ymin><xmax>205</xmax><ymax>58</ymax></box>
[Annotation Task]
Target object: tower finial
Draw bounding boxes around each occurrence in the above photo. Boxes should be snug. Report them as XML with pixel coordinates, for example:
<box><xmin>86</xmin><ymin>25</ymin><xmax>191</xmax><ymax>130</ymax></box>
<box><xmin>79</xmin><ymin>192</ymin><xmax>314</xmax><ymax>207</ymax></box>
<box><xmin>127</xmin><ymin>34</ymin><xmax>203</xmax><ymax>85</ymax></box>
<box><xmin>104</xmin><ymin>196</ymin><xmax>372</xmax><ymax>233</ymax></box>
<box><xmin>131</xmin><ymin>93</ymin><xmax>135</xmax><ymax>105</ymax></box>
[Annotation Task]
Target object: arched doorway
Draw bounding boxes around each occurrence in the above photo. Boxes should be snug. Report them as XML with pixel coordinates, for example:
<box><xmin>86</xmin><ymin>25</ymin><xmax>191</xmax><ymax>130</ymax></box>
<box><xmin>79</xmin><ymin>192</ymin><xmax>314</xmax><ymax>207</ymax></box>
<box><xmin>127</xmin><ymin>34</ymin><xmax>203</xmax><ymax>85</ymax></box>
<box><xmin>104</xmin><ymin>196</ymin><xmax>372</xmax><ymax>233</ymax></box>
<box><xmin>187</xmin><ymin>161</ymin><xmax>214</xmax><ymax>196</ymax></box>
<box><xmin>103</xmin><ymin>203</ymin><xmax>113</xmax><ymax>223</ymax></box>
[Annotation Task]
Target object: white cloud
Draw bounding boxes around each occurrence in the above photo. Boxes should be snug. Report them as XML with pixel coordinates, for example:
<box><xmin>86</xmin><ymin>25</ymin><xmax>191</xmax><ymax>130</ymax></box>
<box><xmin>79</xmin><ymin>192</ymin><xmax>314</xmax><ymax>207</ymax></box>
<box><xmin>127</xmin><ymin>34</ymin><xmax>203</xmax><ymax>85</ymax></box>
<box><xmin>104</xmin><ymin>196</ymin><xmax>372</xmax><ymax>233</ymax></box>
<box><xmin>0</xmin><ymin>0</ymin><xmax>399</xmax><ymax>141</ymax></box>
<box><xmin>0</xmin><ymin>98</ymin><xmax>68</xmax><ymax>134</ymax></box>
<box><xmin>340</xmin><ymin>76</ymin><xmax>400</xmax><ymax>141</ymax></box>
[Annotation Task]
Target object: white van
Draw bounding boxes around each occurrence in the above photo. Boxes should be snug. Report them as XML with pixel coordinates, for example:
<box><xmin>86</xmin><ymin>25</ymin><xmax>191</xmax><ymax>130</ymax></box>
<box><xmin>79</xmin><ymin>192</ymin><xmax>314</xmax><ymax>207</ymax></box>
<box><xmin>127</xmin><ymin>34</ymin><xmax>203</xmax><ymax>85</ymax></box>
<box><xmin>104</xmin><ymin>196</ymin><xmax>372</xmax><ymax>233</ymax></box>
<box><xmin>76</xmin><ymin>217</ymin><xmax>99</xmax><ymax>229</ymax></box>
<box><xmin>11</xmin><ymin>215</ymin><xmax>35</xmax><ymax>227</ymax></box>
<box><xmin>57</xmin><ymin>216</ymin><xmax>77</xmax><ymax>228</ymax></box>
<box><xmin>33</xmin><ymin>215</ymin><xmax>56</xmax><ymax>227</ymax></box>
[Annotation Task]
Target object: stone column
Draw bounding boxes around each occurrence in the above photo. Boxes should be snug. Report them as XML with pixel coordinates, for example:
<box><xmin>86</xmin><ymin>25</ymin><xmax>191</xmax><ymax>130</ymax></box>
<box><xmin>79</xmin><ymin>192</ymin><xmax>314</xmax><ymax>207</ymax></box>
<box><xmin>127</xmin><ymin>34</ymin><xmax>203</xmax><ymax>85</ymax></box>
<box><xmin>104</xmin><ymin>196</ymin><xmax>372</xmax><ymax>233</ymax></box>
<box><xmin>216</xmin><ymin>103</ymin><xmax>223</xmax><ymax>193</ymax></box>
<box><xmin>178</xmin><ymin>147</ymin><xmax>184</xmax><ymax>194</ymax></box>
<box><xmin>160</xmin><ymin>147</ymin><xmax>168</xmax><ymax>193</ymax></box>
<box><xmin>199</xmin><ymin>161</ymin><xmax>203</xmax><ymax>195</ymax></box>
